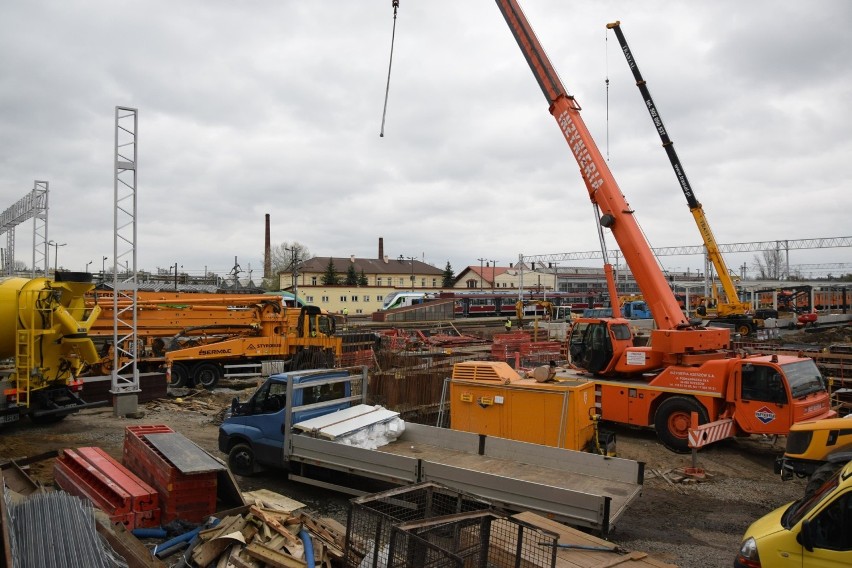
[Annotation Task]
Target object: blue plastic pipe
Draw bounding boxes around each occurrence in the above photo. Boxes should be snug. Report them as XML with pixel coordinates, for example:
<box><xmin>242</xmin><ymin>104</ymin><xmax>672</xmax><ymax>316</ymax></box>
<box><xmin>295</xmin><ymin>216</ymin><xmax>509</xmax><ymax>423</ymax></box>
<box><xmin>152</xmin><ymin>517</ymin><xmax>220</xmax><ymax>557</ymax></box>
<box><xmin>299</xmin><ymin>529</ymin><xmax>315</xmax><ymax>567</ymax></box>
<box><xmin>131</xmin><ymin>527</ymin><xmax>167</xmax><ymax>539</ymax></box>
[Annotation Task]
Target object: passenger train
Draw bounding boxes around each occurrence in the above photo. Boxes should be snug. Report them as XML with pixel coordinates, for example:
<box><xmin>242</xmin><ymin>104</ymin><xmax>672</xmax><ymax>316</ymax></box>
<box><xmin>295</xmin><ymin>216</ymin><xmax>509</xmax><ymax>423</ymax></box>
<box><xmin>380</xmin><ymin>290</ymin><xmax>604</xmax><ymax>318</ymax></box>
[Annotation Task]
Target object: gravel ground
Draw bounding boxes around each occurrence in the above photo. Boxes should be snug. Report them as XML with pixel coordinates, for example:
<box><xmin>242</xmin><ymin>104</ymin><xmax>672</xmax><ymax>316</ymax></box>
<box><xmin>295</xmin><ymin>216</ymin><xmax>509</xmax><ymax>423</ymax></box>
<box><xmin>0</xmin><ymin>389</ymin><xmax>809</xmax><ymax>568</ymax></box>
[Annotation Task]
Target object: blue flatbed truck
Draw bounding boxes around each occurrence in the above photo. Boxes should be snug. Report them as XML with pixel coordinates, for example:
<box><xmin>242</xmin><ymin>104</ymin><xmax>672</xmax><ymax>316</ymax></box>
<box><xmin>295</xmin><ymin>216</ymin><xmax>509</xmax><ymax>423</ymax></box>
<box><xmin>218</xmin><ymin>367</ymin><xmax>645</xmax><ymax>535</ymax></box>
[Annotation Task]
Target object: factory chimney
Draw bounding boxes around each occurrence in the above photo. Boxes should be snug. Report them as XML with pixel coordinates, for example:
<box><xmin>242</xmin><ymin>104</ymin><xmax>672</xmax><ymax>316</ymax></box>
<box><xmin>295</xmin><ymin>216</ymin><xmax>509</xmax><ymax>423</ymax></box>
<box><xmin>264</xmin><ymin>214</ymin><xmax>271</xmax><ymax>279</ymax></box>
<box><xmin>378</xmin><ymin>237</ymin><xmax>384</xmax><ymax>260</ymax></box>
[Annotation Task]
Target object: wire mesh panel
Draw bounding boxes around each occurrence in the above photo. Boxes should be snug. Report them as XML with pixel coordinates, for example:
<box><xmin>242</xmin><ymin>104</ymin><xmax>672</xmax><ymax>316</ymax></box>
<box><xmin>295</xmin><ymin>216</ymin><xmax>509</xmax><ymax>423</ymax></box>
<box><xmin>344</xmin><ymin>482</ymin><xmax>493</xmax><ymax>568</ymax></box>
<box><xmin>388</xmin><ymin>512</ymin><xmax>558</xmax><ymax>568</ymax></box>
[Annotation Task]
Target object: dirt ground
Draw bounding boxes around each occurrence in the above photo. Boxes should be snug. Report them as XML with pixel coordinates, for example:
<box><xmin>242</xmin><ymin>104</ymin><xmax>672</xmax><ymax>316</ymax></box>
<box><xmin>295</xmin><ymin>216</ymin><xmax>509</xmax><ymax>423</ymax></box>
<box><xmin>0</xmin><ymin>382</ymin><xmax>809</xmax><ymax>568</ymax></box>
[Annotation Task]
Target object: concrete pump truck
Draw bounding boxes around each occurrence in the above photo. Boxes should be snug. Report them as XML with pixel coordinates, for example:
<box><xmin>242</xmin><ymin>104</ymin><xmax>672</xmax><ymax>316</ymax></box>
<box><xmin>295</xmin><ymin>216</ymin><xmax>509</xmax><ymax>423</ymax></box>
<box><xmin>493</xmin><ymin>0</ymin><xmax>833</xmax><ymax>452</ymax></box>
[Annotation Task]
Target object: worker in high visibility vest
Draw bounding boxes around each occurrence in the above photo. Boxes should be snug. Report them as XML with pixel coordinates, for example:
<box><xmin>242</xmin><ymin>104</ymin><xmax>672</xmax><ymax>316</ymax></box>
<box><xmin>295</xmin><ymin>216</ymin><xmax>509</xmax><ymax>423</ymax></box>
<box><xmin>505</xmin><ymin>317</ymin><xmax>512</xmax><ymax>333</ymax></box>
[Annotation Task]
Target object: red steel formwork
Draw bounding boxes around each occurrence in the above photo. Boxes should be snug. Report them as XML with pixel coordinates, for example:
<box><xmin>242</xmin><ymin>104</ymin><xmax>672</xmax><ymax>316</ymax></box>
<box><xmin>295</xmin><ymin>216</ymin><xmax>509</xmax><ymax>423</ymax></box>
<box><xmin>122</xmin><ymin>425</ymin><xmax>218</xmax><ymax>523</ymax></box>
<box><xmin>54</xmin><ymin>446</ymin><xmax>161</xmax><ymax>529</ymax></box>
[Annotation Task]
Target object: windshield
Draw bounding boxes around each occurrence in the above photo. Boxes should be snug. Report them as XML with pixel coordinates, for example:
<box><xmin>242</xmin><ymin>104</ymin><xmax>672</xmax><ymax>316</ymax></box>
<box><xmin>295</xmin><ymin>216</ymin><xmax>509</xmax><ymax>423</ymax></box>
<box><xmin>783</xmin><ymin>360</ymin><xmax>826</xmax><ymax>398</ymax></box>
<box><xmin>783</xmin><ymin>468</ymin><xmax>842</xmax><ymax>528</ymax></box>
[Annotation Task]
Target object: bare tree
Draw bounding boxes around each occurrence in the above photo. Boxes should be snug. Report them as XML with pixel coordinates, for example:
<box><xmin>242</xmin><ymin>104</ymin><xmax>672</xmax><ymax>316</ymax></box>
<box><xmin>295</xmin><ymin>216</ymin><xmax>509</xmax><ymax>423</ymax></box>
<box><xmin>264</xmin><ymin>241</ymin><xmax>312</xmax><ymax>290</ymax></box>
<box><xmin>752</xmin><ymin>249</ymin><xmax>784</xmax><ymax>280</ymax></box>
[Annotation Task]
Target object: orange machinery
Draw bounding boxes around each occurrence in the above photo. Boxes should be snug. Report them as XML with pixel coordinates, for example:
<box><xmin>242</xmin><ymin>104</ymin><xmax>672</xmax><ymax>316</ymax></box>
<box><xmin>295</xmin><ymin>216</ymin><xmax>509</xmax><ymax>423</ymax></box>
<box><xmin>450</xmin><ymin>361</ymin><xmax>610</xmax><ymax>454</ymax></box>
<box><xmin>493</xmin><ymin>0</ymin><xmax>834</xmax><ymax>452</ymax></box>
<box><xmin>87</xmin><ymin>292</ymin><xmax>341</xmax><ymax>389</ymax></box>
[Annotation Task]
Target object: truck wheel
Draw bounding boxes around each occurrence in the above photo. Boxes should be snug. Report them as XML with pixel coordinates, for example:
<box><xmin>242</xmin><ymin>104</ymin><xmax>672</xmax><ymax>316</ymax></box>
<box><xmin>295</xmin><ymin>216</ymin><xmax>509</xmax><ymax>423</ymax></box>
<box><xmin>654</xmin><ymin>396</ymin><xmax>708</xmax><ymax>453</ymax></box>
<box><xmin>193</xmin><ymin>363</ymin><xmax>222</xmax><ymax>390</ymax></box>
<box><xmin>805</xmin><ymin>462</ymin><xmax>841</xmax><ymax>497</ymax></box>
<box><xmin>737</xmin><ymin>323</ymin><xmax>754</xmax><ymax>336</ymax></box>
<box><xmin>228</xmin><ymin>443</ymin><xmax>256</xmax><ymax>476</ymax></box>
<box><xmin>170</xmin><ymin>363</ymin><xmax>189</xmax><ymax>388</ymax></box>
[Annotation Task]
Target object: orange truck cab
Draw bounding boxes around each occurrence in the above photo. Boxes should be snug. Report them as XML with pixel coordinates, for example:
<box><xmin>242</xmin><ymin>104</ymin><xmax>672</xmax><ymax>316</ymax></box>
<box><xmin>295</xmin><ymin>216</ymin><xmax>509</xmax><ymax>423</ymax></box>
<box><xmin>554</xmin><ymin>352</ymin><xmax>834</xmax><ymax>452</ymax></box>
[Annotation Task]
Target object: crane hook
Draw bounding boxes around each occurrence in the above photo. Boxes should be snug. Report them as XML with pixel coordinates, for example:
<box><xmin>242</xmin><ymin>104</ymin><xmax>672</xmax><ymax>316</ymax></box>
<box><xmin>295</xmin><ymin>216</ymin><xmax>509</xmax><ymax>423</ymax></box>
<box><xmin>379</xmin><ymin>1</ymin><xmax>400</xmax><ymax>137</ymax></box>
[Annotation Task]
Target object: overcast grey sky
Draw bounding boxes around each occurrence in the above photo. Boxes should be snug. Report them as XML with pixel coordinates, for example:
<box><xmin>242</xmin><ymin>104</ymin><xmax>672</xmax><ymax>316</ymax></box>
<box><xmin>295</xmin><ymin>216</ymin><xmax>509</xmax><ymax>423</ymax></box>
<box><xmin>1</xmin><ymin>0</ymin><xmax>850</xmax><ymax>281</ymax></box>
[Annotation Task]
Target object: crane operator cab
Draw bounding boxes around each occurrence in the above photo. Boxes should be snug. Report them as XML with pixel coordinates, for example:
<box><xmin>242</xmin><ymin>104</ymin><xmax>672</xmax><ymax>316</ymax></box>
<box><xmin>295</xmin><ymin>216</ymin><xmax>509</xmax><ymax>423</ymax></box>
<box><xmin>569</xmin><ymin>319</ymin><xmax>634</xmax><ymax>374</ymax></box>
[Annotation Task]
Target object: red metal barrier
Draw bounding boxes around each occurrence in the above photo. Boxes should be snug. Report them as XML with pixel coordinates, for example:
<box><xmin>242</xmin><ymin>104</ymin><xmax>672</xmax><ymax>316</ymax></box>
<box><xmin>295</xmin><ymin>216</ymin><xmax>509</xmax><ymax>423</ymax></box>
<box><xmin>54</xmin><ymin>447</ymin><xmax>160</xmax><ymax>529</ymax></box>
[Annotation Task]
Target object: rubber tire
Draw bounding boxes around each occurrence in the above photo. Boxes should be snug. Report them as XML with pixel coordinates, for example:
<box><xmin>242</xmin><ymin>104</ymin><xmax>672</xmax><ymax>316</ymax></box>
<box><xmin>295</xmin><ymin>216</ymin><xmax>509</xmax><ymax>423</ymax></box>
<box><xmin>193</xmin><ymin>362</ymin><xmax>222</xmax><ymax>390</ymax></box>
<box><xmin>170</xmin><ymin>363</ymin><xmax>190</xmax><ymax>388</ymax></box>
<box><xmin>228</xmin><ymin>443</ymin><xmax>256</xmax><ymax>477</ymax></box>
<box><xmin>654</xmin><ymin>396</ymin><xmax>709</xmax><ymax>453</ymax></box>
<box><xmin>805</xmin><ymin>462</ymin><xmax>842</xmax><ymax>498</ymax></box>
<box><xmin>737</xmin><ymin>323</ymin><xmax>754</xmax><ymax>336</ymax></box>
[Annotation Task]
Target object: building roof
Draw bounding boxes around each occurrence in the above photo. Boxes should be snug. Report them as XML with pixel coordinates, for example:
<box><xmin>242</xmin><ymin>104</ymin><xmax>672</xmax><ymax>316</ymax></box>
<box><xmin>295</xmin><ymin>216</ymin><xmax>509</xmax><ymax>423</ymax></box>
<box><xmin>296</xmin><ymin>256</ymin><xmax>443</xmax><ymax>276</ymax></box>
<box><xmin>455</xmin><ymin>265</ymin><xmax>508</xmax><ymax>286</ymax></box>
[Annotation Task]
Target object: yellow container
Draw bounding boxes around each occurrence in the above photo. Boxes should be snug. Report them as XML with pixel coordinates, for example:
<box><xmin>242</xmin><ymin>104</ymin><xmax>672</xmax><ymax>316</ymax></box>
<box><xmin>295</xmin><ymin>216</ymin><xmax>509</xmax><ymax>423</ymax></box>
<box><xmin>450</xmin><ymin>361</ymin><xmax>597</xmax><ymax>451</ymax></box>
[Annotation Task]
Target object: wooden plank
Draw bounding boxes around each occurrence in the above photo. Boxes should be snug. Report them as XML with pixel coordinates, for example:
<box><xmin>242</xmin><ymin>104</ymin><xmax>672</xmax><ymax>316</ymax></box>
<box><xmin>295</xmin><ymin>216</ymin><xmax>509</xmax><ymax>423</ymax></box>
<box><xmin>249</xmin><ymin>506</ymin><xmax>301</xmax><ymax>546</ymax></box>
<box><xmin>511</xmin><ymin>512</ymin><xmax>678</xmax><ymax>568</ymax></box>
<box><xmin>245</xmin><ymin>542</ymin><xmax>308</xmax><ymax>568</ymax></box>
<box><xmin>592</xmin><ymin>552</ymin><xmax>648</xmax><ymax>568</ymax></box>
<box><xmin>243</xmin><ymin>489</ymin><xmax>305</xmax><ymax>512</ymax></box>
<box><xmin>94</xmin><ymin>515</ymin><xmax>168</xmax><ymax>568</ymax></box>
<box><xmin>192</xmin><ymin>517</ymin><xmax>246</xmax><ymax>566</ymax></box>
<box><xmin>192</xmin><ymin>519</ymin><xmax>249</xmax><ymax>567</ymax></box>
<box><xmin>144</xmin><ymin>432</ymin><xmax>225</xmax><ymax>473</ymax></box>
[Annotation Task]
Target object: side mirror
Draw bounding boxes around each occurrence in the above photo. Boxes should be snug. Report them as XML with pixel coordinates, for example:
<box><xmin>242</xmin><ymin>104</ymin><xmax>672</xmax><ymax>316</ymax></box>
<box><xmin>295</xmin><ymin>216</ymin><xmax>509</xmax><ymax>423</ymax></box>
<box><xmin>797</xmin><ymin>519</ymin><xmax>815</xmax><ymax>552</ymax></box>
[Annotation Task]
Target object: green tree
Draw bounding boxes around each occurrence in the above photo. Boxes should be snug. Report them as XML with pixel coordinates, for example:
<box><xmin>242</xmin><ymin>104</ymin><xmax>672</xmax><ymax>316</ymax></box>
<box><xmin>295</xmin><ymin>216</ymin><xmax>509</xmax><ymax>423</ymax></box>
<box><xmin>442</xmin><ymin>261</ymin><xmax>455</xmax><ymax>288</ymax></box>
<box><xmin>345</xmin><ymin>264</ymin><xmax>359</xmax><ymax>286</ymax></box>
<box><xmin>358</xmin><ymin>269</ymin><xmax>369</xmax><ymax>286</ymax></box>
<box><xmin>322</xmin><ymin>258</ymin><xmax>341</xmax><ymax>285</ymax></box>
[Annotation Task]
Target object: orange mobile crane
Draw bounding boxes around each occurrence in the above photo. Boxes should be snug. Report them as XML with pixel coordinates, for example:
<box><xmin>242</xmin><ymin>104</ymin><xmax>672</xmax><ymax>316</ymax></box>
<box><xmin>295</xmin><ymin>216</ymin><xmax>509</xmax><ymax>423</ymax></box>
<box><xmin>606</xmin><ymin>21</ymin><xmax>757</xmax><ymax>336</ymax></box>
<box><xmin>495</xmin><ymin>0</ymin><xmax>834</xmax><ymax>451</ymax></box>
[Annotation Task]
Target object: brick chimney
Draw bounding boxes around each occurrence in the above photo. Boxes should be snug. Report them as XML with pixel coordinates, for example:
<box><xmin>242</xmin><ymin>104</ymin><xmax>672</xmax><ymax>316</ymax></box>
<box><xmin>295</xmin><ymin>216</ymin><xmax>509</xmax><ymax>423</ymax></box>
<box><xmin>378</xmin><ymin>237</ymin><xmax>384</xmax><ymax>260</ymax></box>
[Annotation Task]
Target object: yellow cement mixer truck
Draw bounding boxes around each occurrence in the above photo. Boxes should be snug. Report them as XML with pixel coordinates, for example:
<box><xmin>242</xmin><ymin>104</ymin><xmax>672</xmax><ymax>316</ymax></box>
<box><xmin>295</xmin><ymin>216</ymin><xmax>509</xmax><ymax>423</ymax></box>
<box><xmin>0</xmin><ymin>272</ymin><xmax>104</xmax><ymax>425</ymax></box>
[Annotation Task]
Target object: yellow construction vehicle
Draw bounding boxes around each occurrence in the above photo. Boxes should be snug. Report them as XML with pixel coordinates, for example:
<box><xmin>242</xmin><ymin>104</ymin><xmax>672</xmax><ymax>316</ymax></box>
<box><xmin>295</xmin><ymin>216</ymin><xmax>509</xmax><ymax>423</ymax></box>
<box><xmin>607</xmin><ymin>21</ymin><xmax>757</xmax><ymax>336</ymax></box>
<box><xmin>0</xmin><ymin>273</ymin><xmax>104</xmax><ymax>424</ymax></box>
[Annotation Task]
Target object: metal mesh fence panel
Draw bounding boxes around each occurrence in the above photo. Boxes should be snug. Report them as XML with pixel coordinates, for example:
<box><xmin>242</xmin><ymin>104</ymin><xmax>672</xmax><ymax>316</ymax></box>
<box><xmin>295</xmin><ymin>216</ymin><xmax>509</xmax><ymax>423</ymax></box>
<box><xmin>343</xmin><ymin>483</ymin><xmax>493</xmax><ymax>568</ymax></box>
<box><xmin>387</xmin><ymin>511</ymin><xmax>558</xmax><ymax>568</ymax></box>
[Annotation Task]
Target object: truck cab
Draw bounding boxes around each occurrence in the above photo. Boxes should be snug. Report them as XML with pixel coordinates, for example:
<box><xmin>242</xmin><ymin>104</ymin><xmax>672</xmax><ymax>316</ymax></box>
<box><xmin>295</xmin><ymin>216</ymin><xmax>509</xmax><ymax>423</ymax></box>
<box><xmin>218</xmin><ymin>369</ymin><xmax>352</xmax><ymax>475</ymax></box>
<box><xmin>621</xmin><ymin>300</ymin><xmax>652</xmax><ymax>319</ymax></box>
<box><xmin>735</xmin><ymin>460</ymin><xmax>852</xmax><ymax>567</ymax></box>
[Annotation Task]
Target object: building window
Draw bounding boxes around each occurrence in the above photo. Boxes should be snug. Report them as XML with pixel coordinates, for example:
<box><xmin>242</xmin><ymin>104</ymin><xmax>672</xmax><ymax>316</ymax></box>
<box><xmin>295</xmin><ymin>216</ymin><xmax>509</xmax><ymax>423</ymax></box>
<box><xmin>321</xmin><ymin>296</ymin><xmax>329</xmax><ymax>302</ymax></box>
<box><xmin>351</xmin><ymin>296</ymin><xmax>358</xmax><ymax>302</ymax></box>
<box><xmin>377</xmin><ymin>277</ymin><xmax>382</xmax><ymax>286</ymax></box>
<box><xmin>306</xmin><ymin>296</ymin><xmax>314</xmax><ymax>302</ymax></box>
<box><xmin>364</xmin><ymin>295</ymin><xmax>370</xmax><ymax>302</ymax></box>
<box><xmin>377</xmin><ymin>295</ymin><xmax>384</xmax><ymax>302</ymax></box>
<box><xmin>340</xmin><ymin>296</ymin><xmax>347</xmax><ymax>302</ymax></box>
<box><xmin>399</xmin><ymin>277</ymin><xmax>405</xmax><ymax>285</ymax></box>
<box><xmin>432</xmin><ymin>279</ymin><xmax>437</xmax><ymax>287</ymax></box>
<box><xmin>311</xmin><ymin>276</ymin><xmax>317</xmax><ymax>285</ymax></box>
<box><xmin>355</xmin><ymin>309</ymin><xmax>363</xmax><ymax>314</ymax></box>
<box><xmin>421</xmin><ymin>278</ymin><xmax>426</xmax><ymax>286</ymax></box>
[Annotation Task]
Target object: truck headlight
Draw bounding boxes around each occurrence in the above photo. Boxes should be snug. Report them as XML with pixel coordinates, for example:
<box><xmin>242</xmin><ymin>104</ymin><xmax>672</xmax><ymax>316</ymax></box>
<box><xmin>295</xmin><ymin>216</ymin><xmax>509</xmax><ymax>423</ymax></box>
<box><xmin>735</xmin><ymin>537</ymin><xmax>761</xmax><ymax>567</ymax></box>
